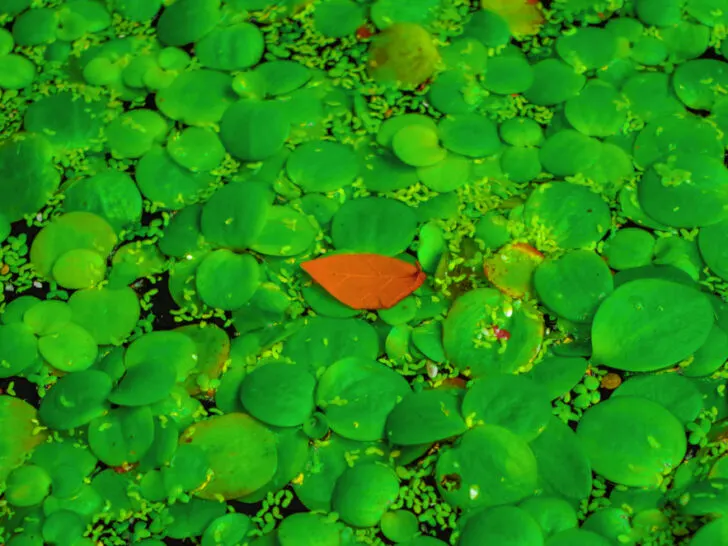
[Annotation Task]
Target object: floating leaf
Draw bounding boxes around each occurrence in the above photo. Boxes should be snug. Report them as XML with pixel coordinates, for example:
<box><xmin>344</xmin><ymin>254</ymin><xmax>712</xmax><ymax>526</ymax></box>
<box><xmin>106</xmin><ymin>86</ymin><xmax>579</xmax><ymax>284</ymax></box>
<box><xmin>576</xmin><ymin>396</ymin><xmax>687</xmax><ymax>487</ymax></box>
<box><xmin>368</xmin><ymin>23</ymin><xmax>440</xmax><ymax>87</ymax></box>
<box><xmin>519</xmin><ymin>497</ymin><xmax>578</xmax><ymax>538</ymax></box>
<box><xmin>691</xmin><ymin>517</ymin><xmax>728</xmax><ymax>546</ymax></box>
<box><xmin>38</xmin><ymin>370</ymin><xmax>111</xmax><ymax>431</ymax></box>
<box><xmin>316</xmin><ymin>356</ymin><xmax>411</xmax><ymax>441</ymax></box>
<box><xmin>240</xmin><ymin>361</ymin><xmax>316</xmax><ymax>427</ymax></box>
<box><xmin>436</xmin><ymin>425</ymin><xmax>538</xmax><ymax>510</ymax></box>
<box><xmin>385</xmin><ymin>389</ymin><xmax>467</xmax><ymax>445</ymax></box>
<box><xmin>331</xmin><ymin>198</ymin><xmax>418</xmax><ymax>256</ymax></box>
<box><xmin>0</xmin><ymin>323</ymin><xmax>38</xmax><ymax>378</ymax></box>
<box><xmin>462</xmin><ymin>374</ymin><xmax>551</xmax><ymax>441</ymax></box>
<box><xmin>591</xmin><ymin>279</ymin><xmax>713</xmax><ymax>371</ymax></box>
<box><xmin>277</xmin><ymin>513</ymin><xmax>342</xmax><ymax>546</ymax></box>
<box><xmin>281</xmin><ymin>316</ymin><xmax>379</xmax><ymax>371</ymax></box>
<box><xmin>181</xmin><ymin>413</ymin><xmax>278</xmax><ymax>500</ymax></box>
<box><xmin>30</xmin><ymin>442</ymin><xmax>97</xmax><ymax>499</ymax></box>
<box><xmin>201</xmin><ymin>513</ymin><xmax>251</xmax><ymax>546</ymax></box>
<box><xmin>240</xmin><ymin>428</ymin><xmax>309</xmax><ymax>503</ymax></box>
<box><xmin>88</xmin><ymin>406</ymin><xmax>155</xmax><ymax>466</ymax></box>
<box><xmin>524</xmin><ymin>182</ymin><xmax>611</xmax><ymax>250</ymax></box>
<box><xmin>381</xmin><ymin>510</ymin><xmax>419</xmax><ymax>543</ymax></box>
<box><xmin>443</xmin><ymin>288</ymin><xmax>544</xmax><ymax>378</ymax></box>
<box><xmin>332</xmin><ymin>462</ymin><xmax>400</xmax><ymax>528</ymax></box>
<box><xmin>612</xmin><ymin>374</ymin><xmax>703</xmax><ymax>425</ymax></box>
<box><xmin>533</xmin><ymin>250</ymin><xmax>613</xmax><ymax>324</ymax></box>
<box><xmin>301</xmin><ymin>253</ymin><xmax>426</xmax><ymax>310</ymax></box>
<box><xmin>4</xmin><ymin>464</ymin><xmax>52</xmax><ymax>508</ymax></box>
<box><xmin>481</xmin><ymin>0</ymin><xmax>544</xmax><ymax>36</ymax></box>
<box><xmin>0</xmin><ymin>396</ymin><xmax>48</xmax><ymax>483</ymax></box>
<box><xmin>459</xmin><ymin>505</ymin><xmax>543</xmax><ymax>546</ymax></box>
<box><xmin>484</xmin><ymin>242</ymin><xmax>543</xmax><ymax>298</ymax></box>
<box><xmin>164</xmin><ymin>498</ymin><xmax>227</xmax><ymax>541</ymax></box>
<box><xmin>530</xmin><ymin>417</ymin><xmax>592</xmax><ymax>502</ymax></box>
<box><xmin>525</xmin><ymin>355</ymin><xmax>588</xmax><ymax>400</ymax></box>
<box><xmin>546</xmin><ymin>529</ymin><xmax>612</xmax><ymax>546</ymax></box>
<box><xmin>603</xmin><ymin>228</ymin><xmax>655</xmax><ymax>270</ymax></box>
<box><xmin>293</xmin><ymin>433</ymin><xmax>388</xmax><ymax>512</ymax></box>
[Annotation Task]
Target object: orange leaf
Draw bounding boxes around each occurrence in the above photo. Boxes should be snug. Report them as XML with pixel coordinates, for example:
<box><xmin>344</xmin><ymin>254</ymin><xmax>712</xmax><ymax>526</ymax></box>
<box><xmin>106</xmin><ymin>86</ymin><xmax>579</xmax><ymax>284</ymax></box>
<box><xmin>301</xmin><ymin>253</ymin><xmax>427</xmax><ymax>310</ymax></box>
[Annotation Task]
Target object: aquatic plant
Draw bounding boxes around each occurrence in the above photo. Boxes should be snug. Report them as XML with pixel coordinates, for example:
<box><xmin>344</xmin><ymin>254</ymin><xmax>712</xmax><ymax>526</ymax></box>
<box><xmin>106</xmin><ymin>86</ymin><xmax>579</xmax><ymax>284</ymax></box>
<box><xmin>0</xmin><ymin>0</ymin><xmax>728</xmax><ymax>545</ymax></box>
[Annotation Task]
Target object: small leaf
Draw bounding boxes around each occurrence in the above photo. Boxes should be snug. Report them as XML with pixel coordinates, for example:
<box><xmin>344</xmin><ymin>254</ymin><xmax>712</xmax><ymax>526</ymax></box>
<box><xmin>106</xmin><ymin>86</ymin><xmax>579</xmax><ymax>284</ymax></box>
<box><xmin>301</xmin><ymin>253</ymin><xmax>426</xmax><ymax>310</ymax></box>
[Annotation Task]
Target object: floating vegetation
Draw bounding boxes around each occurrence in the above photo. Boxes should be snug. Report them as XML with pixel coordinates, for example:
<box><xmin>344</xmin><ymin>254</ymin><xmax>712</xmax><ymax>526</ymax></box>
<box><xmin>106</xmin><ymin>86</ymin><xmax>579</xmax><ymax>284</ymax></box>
<box><xmin>1</xmin><ymin>0</ymin><xmax>728</xmax><ymax>545</ymax></box>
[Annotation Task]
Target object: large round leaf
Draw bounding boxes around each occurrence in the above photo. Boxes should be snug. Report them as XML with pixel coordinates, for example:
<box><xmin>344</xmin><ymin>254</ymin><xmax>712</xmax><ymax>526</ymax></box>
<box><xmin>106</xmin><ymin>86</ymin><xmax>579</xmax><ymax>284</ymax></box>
<box><xmin>30</xmin><ymin>211</ymin><xmax>116</xmax><ymax>279</ymax></box>
<box><xmin>287</xmin><ymin>141</ymin><xmax>359</xmax><ymax>193</ymax></box>
<box><xmin>109</xmin><ymin>360</ymin><xmax>178</xmax><ymax>407</ymax></box>
<box><xmin>277</xmin><ymin>513</ymin><xmax>342</xmax><ymax>546</ymax></box>
<box><xmin>240</xmin><ymin>362</ymin><xmax>316</xmax><ymax>427</ymax></box>
<box><xmin>38</xmin><ymin>322</ymin><xmax>98</xmax><ymax>373</ymax></box>
<box><xmin>126</xmin><ymin>330</ymin><xmax>198</xmax><ymax>382</ymax></box>
<box><xmin>239</xmin><ymin>428</ymin><xmax>309</xmax><ymax>503</ymax></box>
<box><xmin>88</xmin><ymin>406</ymin><xmax>155</xmax><ymax>466</ymax></box>
<box><xmin>435</xmin><ymin>425</ymin><xmax>538</xmax><ymax>510</ymax></box>
<box><xmin>529</xmin><ymin>417</ymin><xmax>592</xmax><ymax>502</ymax></box>
<box><xmin>156</xmin><ymin>69</ymin><xmax>236</xmax><ymax>125</ymax></box>
<box><xmin>0</xmin><ymin>396</ymin><xmax>48</xmax><ymax>483</ymax></box>
<box><xmin>180</xmin><ymin>413</ymin><xmax>278</xmax><ymax>500</ymax></box>
<box><xmin>195</xmin><ymin>23</ymin><xmax>264</xmax><ymax>70</ymax></box>
<box><xmin>249</xmin><ymin>205</ymin><xmax>318</xmax><ymax>257</ymax></box>
<box><xmin>546</xmin><ymin>529</ymin><xmax>612</xmax><ymax>546</ymax></box>
<box><xmin>68</xmin><ymin>286</ymin><xmax>140</xmax><ymax>346</ymax></box>
<box><xmin>0</xmin><ymin>323</ymin><xmax>38</xmax><ymax>378</ymax></box>
<box><xmin>461</xmin><ymin>374</ymin><xmax>551</xmax><ymax>441</ymax></box>
<box><xmin>691</xmin><ymin>518</ymin><xmax>728</xmax><ymax>546</ymax></box>
<box><xmin>219</xmin><ymin>99</ymin><xmax>290</xmax><ymax>161</ymax></box>
<box><xmin>156</xmin><ymin>0</ymin><xmax>221</xmax><ymax>46</ymax></box>
<box><xmin>576</xmin><ymin>396</ymin><xmax>687</xmax><ymax>487</ymax></box>
<box><xmin>591</xmin><ymin>279</ymin><xmax>713</xmax><ymax>371</ymax></box>
<box><xmin>699</xmin><ymin>219</ymin><xmax>728</xmax><ymax>281</ymax></box>
<box><xmin>200</xmin><ymin>181</ymin><xmax>272</xmax><ymax>251</ymax></box>
<box><xmin>281</xmin><ymin>317</ymin><xmax>379</xmax><ymax>371</ymax></box>
<box><xmin>459</xmin><ymin>506</ymin><xmax>544</xmax><ymax>546</ymax></box>
<box><xmin>611</xmin><ymin>374</ymin><xmax>703</xmax><ymax>425</ymax></box>
<box><xmin>38</xmin><ymin>370</ymin><xmax>111</xmax><ymax>431</ymax></box>
<box><xmin>316</xmin><ymin>357</ymin><xmax>411</xmax><ymax>441</ymax></box>
<box><xmin>638</xmin><ymin>153</ymin><xmax>728</xmax><ymax>228</ymax></box>
<box><xmin>524</xmin><ymin>182</ymin><xmax>611</xmax><ymax>250</ymax></box>
<box><xmin>534</xmin><ymin>250</ymin><xmax>613</xmax><ymax>324</ymax></box>
<box><xmin>331</xmin><ymin>197</ymin><xmax>418</xmax><ymax>256</ymax></box>
<box><xmin>332</xmin><ymin>462</ymin><xmax>400</xmax><ymax>528</ymax></box>
<box><xmin>519</xmin><ymin>497</ymin><xmax>578</xmax><ymax>538</ymax></box>
<box><xmin>443</xmin><ymin>288</ymin><xmax>544</xmax><ymax>377</ymax></box>
<box><xmin>195</xmin><ymin>250</ymin><xmax>260</xmax><ymax>311</ymax></box>
<box><xmin>0</xmin><ymin>134</ymin><xmax>60</xmax><ymax>222</ymax></box>
<box><xmin>385</xmin><ymin>389</ymin><xmax>467</xmax><ymax>445</ymax></box>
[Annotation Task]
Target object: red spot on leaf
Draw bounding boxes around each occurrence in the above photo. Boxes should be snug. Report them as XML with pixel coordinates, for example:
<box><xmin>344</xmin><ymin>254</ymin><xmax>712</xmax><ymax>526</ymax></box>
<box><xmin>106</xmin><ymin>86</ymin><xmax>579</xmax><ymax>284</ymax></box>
<box><xmin>416</xmin><ymin>78</ymin><xmax>433</xmax><ymax>92</ymax></box>
<box><xmin>356</xmin><ymin>25</ymin><xmax>373</xmax><ymax>39</ymax></box>
<box><xmin>492</xmin><ymin>325</ymin><xmax>511</xmax><ymax>341</ymax></box>
<box><xmin>441</xmin><ymin>377</ymin><xmax>468</xmax><ymax>389</ymax></box>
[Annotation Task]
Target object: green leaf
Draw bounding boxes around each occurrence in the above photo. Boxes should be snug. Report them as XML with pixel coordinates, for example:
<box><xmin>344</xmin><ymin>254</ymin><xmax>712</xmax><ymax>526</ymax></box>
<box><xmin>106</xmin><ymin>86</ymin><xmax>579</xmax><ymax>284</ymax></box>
<box><xmin>591</xmin><ymin>279</ymin><xmax>713</xmax><ymax>371</ymax></box>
